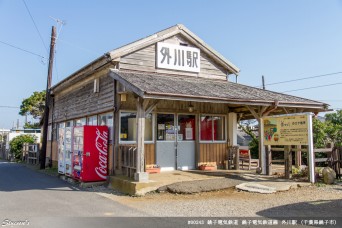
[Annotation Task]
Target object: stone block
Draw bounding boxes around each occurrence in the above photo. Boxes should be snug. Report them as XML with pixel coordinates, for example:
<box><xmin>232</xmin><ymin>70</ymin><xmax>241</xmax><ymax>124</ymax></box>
<box><xmin>322</xmin><ymin>167</ymin><xmax>336</xmax><ymax>185</ymax></box>
<box><xmin>134</xmin><ymin>172</ymin><xmax>149</xmax><ymax>182</ymax></box>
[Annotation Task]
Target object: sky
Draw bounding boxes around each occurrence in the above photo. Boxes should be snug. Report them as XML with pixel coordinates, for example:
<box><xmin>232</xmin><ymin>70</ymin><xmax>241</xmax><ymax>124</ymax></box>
<box><xmin>1</xmin><ymin>0</ymin><xmax>342</xmax><ymax>129</ymax></box>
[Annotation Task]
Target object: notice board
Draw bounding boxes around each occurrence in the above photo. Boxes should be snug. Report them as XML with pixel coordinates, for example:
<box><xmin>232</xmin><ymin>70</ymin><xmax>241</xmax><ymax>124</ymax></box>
<box><xmin>262</xmin><ymin>114</ymin><xmax>309</xmax><ymax>146</ymax></box>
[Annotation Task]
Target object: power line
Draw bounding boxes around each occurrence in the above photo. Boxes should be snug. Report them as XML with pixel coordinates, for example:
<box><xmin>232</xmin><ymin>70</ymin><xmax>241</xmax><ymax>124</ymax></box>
<box><xmin>255</xmin><ymin>71</ymin><xmax>342</xmax><ymax>88</ymax></box>
<box><xmin>0</xmin><ymin>106</ymin><xmax>19</xmax><ymax>109</ymax></box>
<box><xmin>22</xmin><ymin>0</ymin><xmax>48</xmax><ymax>53</ymax></box>
<box><xmin>58</xmin><ymin>38</ymin><xmax>98</xmax><ymax>55</ymax></box>
<box><xmin>282</xmin><ymin>82</ymin><xmax>342</xmax><ymax>93</ymax></box>
<box><xmin>317</xmin><ymin>100</ymin><xmax>342</xmax><ymax>102</ymax></box>
<box><xmin>0</xmin><ymin>40</ymin><xmax>45</xmax><ymax>59</ymax></box>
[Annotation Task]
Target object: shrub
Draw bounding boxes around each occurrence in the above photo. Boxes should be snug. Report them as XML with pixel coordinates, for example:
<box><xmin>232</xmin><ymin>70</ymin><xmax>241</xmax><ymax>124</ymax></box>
<box><xmin>9</xmin><ymin>135</ymin><xmax>37</xmax><ymax>160</ymax></box>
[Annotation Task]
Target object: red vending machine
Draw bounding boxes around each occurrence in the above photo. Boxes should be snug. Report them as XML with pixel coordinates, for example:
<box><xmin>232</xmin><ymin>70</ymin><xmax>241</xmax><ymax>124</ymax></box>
<box><xmin>72</xmin><ymin>126</ymin><xmax>109</xmax><ymax>182</ymax></box>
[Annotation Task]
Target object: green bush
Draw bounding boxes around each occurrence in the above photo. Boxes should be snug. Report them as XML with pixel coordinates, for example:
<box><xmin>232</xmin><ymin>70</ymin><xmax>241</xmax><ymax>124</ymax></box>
<box><xmin>9</xmin><ymin>135</ymin><xmax>37</xmax><ymax>159</ymax></box>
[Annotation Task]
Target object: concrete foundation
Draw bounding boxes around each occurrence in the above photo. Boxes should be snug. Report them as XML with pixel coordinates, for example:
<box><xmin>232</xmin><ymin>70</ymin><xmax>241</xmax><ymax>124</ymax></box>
<box><xmin>109</xmin><ymin>175</ymin><xmax>159</xmax><ymax>196</ymax></box>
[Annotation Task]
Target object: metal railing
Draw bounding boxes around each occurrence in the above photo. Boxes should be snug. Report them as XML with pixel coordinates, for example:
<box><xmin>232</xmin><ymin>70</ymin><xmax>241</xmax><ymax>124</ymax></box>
<box><xmin>22</xmin><ymin>143</ymin><xmax>40</xmax><ymax>165</ymax></box>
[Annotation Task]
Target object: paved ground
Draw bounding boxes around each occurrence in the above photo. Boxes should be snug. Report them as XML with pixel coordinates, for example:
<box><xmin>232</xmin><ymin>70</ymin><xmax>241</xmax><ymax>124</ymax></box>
<box><xmin>0</xmin><ymin>160</ymin><xmax>174</xmax><ymax>228</ymax></box>
<box><xmin>1</xmin><ymin>160</ymin><xmax>342</xmax><ymax>228</ymax></box>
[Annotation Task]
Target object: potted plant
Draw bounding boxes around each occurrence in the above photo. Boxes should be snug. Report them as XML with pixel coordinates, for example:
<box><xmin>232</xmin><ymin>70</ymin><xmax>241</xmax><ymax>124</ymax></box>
<box><xmin>146</xmin><ymin>164</ymin><xmax>161</xmax><ymax>174</ymax></box>
<box><xmin>198</xmin><ymin>163</ymin><xmax>217</xmax><ymax>171</ymax></box>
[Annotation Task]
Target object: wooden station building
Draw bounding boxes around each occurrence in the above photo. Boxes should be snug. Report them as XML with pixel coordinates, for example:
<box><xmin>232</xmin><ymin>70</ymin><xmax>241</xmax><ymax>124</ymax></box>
<box><xmin>47</xmin><ymin>24</ymin><xmax>327</xmax><ymax>181</ymax></box>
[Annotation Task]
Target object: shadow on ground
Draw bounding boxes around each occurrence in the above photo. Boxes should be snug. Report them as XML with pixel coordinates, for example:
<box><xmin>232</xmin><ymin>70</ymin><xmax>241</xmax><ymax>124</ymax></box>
<box><xmin>256</xmin><ymin>199</ymin><xmax>342</xmax><ymax>226</ymax></box>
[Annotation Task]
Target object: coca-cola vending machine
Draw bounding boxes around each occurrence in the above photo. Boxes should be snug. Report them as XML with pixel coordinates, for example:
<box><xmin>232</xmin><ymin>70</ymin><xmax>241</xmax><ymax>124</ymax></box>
<box><xmin>72</xmin><ymin>126</ymin><xmax>109</xmax><ymax>182</ymax></box>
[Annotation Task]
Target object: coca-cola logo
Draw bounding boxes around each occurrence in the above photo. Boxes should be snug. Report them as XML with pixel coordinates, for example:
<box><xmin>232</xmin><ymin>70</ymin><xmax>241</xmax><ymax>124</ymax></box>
<box><xmin>95</xmin><ymin>128</ymin><xmax>108</xmax><ymax>180</ymax></box>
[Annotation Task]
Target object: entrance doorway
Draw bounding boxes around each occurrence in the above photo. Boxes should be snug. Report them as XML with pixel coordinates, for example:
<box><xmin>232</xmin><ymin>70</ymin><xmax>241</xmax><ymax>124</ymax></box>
<box><xmin>156</xmin><ymin>114</ymin><xmax>196</xmax><ymax>171</ymax></box>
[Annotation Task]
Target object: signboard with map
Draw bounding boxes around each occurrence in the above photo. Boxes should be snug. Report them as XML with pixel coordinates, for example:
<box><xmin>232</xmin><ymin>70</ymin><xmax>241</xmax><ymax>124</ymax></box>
<box><xmin>262</xmin><ymin>114</ymin><xmax>309</xmax><ymax>146</ymax></box>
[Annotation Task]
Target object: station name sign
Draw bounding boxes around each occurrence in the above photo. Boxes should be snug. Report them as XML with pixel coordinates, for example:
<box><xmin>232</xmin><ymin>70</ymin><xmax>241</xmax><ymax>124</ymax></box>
<box><xmin>156</xmin><ymin>42</ymin><xmax>200</xmax><ymax>73</ymax></box>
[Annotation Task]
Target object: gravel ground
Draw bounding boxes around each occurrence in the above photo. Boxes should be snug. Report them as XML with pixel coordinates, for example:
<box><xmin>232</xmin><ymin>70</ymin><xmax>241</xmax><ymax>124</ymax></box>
<box><xmin>24</xmin><ymin>163</ymin><xmax>342</xmax><ymax>218</ymax></box>
<box><xmin>97</xmin><ymin>182</ymin><xmax>342</xmax><ymax>217</ymax></box>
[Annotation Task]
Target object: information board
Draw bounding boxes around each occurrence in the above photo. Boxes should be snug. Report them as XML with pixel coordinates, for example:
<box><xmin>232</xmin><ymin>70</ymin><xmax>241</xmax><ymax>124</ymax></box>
<box><xmin>262</xmin><ymin>114</ymin><xmax>309</xmax><ymax>145</ymax></box>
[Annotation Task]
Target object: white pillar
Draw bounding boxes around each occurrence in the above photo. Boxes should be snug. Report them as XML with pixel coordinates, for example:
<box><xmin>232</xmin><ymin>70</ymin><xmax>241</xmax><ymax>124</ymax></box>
<box><xmin>228</xmin><ymin>113</ymin><xmax>237</xmax><ymax>146</ymax></box>
<box><xmin>307</xmin><ymin>113</ymin><xmax>315</xmax><ymax>183</ymax></box>
<box><xmin>259</xmin><ymin>117</ymin><xmax>266</xmax><ymax>174</ymax></box>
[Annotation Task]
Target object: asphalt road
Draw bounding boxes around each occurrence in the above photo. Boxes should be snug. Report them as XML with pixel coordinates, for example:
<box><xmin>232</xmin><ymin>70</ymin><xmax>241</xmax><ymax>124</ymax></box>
<box><xmin>0</xmin><ymin>160</ymin><xmax>183</xmax><ymax>228</ymax></box>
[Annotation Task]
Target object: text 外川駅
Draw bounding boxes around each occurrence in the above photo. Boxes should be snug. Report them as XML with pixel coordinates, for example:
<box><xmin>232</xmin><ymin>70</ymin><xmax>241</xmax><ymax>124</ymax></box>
<box><xmin>156</xmin><ymin>42</ymin><xmax>200</xmax><ymax>73</ymax></box>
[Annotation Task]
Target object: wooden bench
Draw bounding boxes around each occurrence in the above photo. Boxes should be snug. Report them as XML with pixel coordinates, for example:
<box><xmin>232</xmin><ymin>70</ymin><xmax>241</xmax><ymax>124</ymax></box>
<box><xmin>239</xmin><ymin>148</ymin><xmax>259</xmax><ymax>170</ymax></box>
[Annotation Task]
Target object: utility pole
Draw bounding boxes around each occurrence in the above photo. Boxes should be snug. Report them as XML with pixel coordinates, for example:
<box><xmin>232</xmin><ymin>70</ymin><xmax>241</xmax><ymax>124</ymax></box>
<box><xmin>262</xmin><ymin>75</ymin><xmax>265</xmax><ymax>90</ymax></box>
<box><xmin>40</xmin><ymin>26</ymin><xmax>56</xmax><ymax>169</ymax></box>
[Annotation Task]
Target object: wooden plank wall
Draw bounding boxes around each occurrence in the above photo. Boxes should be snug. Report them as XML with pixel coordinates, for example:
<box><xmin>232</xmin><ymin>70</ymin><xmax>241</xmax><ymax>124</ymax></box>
<box><xmin>47</xmin><ymin>141</ymin><xmax>58</xmax><ymax>163</ymax></box>
<box><xmin>199</xmin><ymin>143</ymin><xmax>227</xmax><ymax>168</ymax></box>
<box><xmin>145</xmin><ymin>144</ymin><xmax>155</xmax><ymax>166</ymax></box>
<box><xmin>121</xmin><ymin>94</ymin><xmax>228</xmax><ymax>115</ymax></box>
<box><xmin>53</xmin><ymin>74</ymin><xmax>114</xmax><ymax>123</ymax></box>
<box><xmin>120</xmin><ymin>34</ymin><xmax>227</xmax><ymax>80</ymax></box>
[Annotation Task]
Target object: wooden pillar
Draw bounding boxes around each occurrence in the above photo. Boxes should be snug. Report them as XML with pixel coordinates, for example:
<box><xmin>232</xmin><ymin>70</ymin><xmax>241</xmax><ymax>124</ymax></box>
<box><xmin>134</xmin><ymin>97</ymin><xmax>148</xmax><ymax>182</ymax></box>
<box><xmin>295</xmin><ymin>145</ymin><xmax>302</xmax><ymax>168</ymax></box>
<box><xmin>114</xmin><ymin>81</ymin><xmax>122</xmax><ymax>174</ymax></box>
<box><xmin>284</xmin><ymin>145</ymin><xmax>292</xmax><ymax>179</ymax></box>
<box><xmin>228</xmin><ymin>113</ymin><xmax>237</xmax><ymax>146</ymax></box>
<box><xmin>266</xmin><ymin>145</ymin><xmax>272</xmax><ymax>175</ymax></box>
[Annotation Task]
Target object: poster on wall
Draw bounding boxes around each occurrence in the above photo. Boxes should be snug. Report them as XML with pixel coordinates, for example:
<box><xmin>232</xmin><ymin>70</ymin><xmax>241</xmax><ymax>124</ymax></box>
<box><xmin>185</xmin><ymin>128</ymin><xmax>193</xmax><ymax>140</ymax></box>
<box><xmin>58</xmin><ymin>127</ymin><xmax>65</xmax><ymax>174</ymax></box>
<box><xmin>262</xmin><ymin>114</ymin><xmax>309</xmax><ymax>146</ymax></box>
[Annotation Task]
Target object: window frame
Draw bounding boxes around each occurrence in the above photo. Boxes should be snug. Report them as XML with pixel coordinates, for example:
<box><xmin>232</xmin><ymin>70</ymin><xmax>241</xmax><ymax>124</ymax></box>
<box><xmin>87</xmin><ymin>115</ymin><xmax>98</xmax><ymax>126</ymax></box>
<box><xmin>98</xmin><ymin>111</ymin><xmax>114</xmax><ymax>142</ymax></box>
<box><xmin>74</xmin><ymin>118</ymin><xmax>86</xmax><ymax>127</ymax></box>
<box><xmin>119</xmin><ymin>110</ymin><xmax>154</xmax><ymax>144</ymax></box>
<box><xmin>199</xmin><ymin>114</ymin><xmax>227</xmax><ymax>143</ymax></box>
<box><xmin>156</xmin><ymin>112</ymin><xmax>176</xmax><ymax>142</ymax></box>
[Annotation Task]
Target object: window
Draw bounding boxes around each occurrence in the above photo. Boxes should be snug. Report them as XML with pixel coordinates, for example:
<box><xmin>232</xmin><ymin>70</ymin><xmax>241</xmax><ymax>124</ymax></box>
<box><xmin>120</xmin><ymin>112</ymin><xmax>153</xmax><ymax>142</ymax></box>
<box><xmin>177</xmin><ymin>115</ymin><xmax>195</xmax><ymax>141</ymax></box>
<box><xmin>157</xmin><ymin>114</ymin><xmax>175</xmax><ymax>141</ymax></box>
<box><xmin>99</xmin><ymin>112</ymin><xmax>113</xmax><ymax>141</ymax></box>
<box><xmin>87</xmin><ymin>115</ymin><xmax>98</xmax><ymax>126</ymax></box>
<box><xmin>75</xmin><ymin>118</ymin><xmax>86</xmax><ymax>126</ymax></box>
<box><xmin>200</xmin><ymin>115</ymin><xmax>225</xmax><ymax>141</ymax></box>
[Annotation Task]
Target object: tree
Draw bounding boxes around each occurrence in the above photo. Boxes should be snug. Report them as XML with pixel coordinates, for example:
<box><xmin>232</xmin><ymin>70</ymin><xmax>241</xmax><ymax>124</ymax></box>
<box><xmin>324</xmin><ymin>110</ymin><xmax>342</xmax><ymax>146</ymax></box>
<box><xmin>312</xmin><ymin>117</ymin><xmax>328</xmax><ymax>148</ymax></box>
<box><xmin>19</xmin><ymin>91</ymin><xmax>46</xmax><ymax>120</ymax></box>
<box><xmin>238</xmin><ymin>120</ymin><xmax>259</xmax><ymax>158</ymax></box>
<box><xmin>24</xmin><ymin>122</ymin><xmax>40</xmax><ymax>129</ymax></box>
<box><xmin>9</xmin><ymin>134</ymin><xmax>36</xmax><ymax>160</ymax></box>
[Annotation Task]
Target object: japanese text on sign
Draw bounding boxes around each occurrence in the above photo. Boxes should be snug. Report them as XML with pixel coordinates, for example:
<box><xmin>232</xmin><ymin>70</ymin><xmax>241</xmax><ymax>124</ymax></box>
<box><xmin>262</xmin><ymin>114</ymin><xmax>309</xmax><ymax>146</ymax></box>
<box><xmin>156</xmin><ymin>42</ymin><xmax>200</xmax><ymax>73</ymax></box>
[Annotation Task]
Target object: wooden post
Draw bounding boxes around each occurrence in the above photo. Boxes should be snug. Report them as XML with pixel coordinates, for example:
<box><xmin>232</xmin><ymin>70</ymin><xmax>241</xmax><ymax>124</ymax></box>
<box><xmin>134</xmin><ymin>97</ymin><xmax>148</xmax><ymax>182</ymax></box>
<box><xmin>235</xmin><ymin>146</ymin><xmax>240</xmax><ymax>170</ymax></box>
<box><xmin>266</xmin><ymin>145</ymin><xmax>272</xmax><ymax>175</ymax></box>
<box><xmin>40</xmin><ymin>26</ymin><xmax>56</xmax><ymax>169</ymax></box>
<box><xmin>114</xmin><ymin>80</ymin><xmax>122</xmax><ymax>174</ymax></box>
<box><xmin>284</xmin><ymin>145</ymin><xmax>292</xmax><ymax>179</ymax></box>
<box><xmin>295</xmin><ymin>145</ymin><xmax>302</xmax><ymax>168</ymax></box>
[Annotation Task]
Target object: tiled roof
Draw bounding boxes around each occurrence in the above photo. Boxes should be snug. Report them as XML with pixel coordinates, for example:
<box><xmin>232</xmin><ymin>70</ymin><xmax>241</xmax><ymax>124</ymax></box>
<box><xmin>110</xmin><ymin>70</ymin><xmax>327</xmax><ymax>109</ymax></box>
